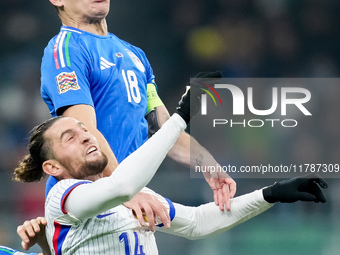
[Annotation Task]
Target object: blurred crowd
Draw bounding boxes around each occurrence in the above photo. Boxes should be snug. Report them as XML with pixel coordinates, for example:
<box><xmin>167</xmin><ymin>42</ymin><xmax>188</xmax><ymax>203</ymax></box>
<box><xmin>0</xmin><ymin>0</ymin><xmax>339</xmax><ymax>254</ymax></box>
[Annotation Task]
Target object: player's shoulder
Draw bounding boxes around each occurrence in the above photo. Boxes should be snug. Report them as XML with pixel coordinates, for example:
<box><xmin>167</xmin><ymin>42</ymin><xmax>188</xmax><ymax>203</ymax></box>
<box><xmin>112</xmin><ymin>34</ymin><xmax>147</xmax><ymax>58</ymax></box>
<box><xmin>47</xmin><ymin>179</ymin><xmax>92</xmax><ymax>201</ymax></box>
<box><xmin>55</xmin><ymin>179</ymin><xmax>92</xmax><ymax>192</ymax></box>
<box><xmin>43</xmin><ymin>27</ymin><xmax>82</xmax><ymax>67</ymax></box>
<box><xmin>48</xmin><ymin>26</ymin><xmax>80</xmax><ymax>44</ymax></box>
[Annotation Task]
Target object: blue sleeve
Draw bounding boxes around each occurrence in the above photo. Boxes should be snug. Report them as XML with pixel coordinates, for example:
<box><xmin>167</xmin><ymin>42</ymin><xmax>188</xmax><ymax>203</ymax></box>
<box><xmin>41</xmin><ymin>33</ymin><xmax>94</xmax><ymax>116</ymax></box>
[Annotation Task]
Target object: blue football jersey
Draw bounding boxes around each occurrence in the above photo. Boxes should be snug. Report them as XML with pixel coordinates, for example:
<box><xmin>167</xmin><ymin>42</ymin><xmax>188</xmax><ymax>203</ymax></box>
<box><xmin>41</xmin><ymin>26</ymin><xmax>155</xmax><ymax>195</ymax></box>
<box><xmin>0</xmin><ymin>246</ymin><xmax>38</xmax><ymax>255</ymax></box>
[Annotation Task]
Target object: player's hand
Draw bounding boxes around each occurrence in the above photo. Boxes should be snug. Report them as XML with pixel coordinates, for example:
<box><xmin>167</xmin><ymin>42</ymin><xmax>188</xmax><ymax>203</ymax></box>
<box><xmin>263</xmin><ymin>173</ymin><xmax>328</xmax><ymax>203</ymax></box>
<box><xmin>204</xmin><ymin>170</ymin><xmax>236</xmax><ymax>211</ymax></box>
<box><xmin>123</xmin><ymin>190</ymin><xmax>171</xmax><ymax>232</ymax></box>
<box><xmin>176</xmin><ymin>71</ymin><xmax>222</xmax><ymax>124</ymax></box>
<box><xmin>175</xmin><ymin>86</ymin><xmax>200</xmax><ymax>124</ymax></box>
<box><xmin>17</xmin><ymin>217</ymin><xmax>48</xmax><ymax>251</ymax></box>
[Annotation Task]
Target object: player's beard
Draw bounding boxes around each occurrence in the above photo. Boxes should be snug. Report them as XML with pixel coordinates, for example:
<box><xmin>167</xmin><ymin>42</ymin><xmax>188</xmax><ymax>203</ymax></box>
<box><xmin>79</xmin><ymin>153</ymin><xmax>108</xmax><ymax>178</ymax></box>
<box><xmin>60</xmin><ymin>152</ymin><xmax>108</xmax><ymax>179</ymax></box>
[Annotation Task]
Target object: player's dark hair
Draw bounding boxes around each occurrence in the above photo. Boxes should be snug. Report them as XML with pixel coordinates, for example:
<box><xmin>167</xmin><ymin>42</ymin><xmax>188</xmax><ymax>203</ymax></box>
<box><xmin>13</xmin><ymin>116</ymin><xmax>64</xmax><ymax>182</ymax></box>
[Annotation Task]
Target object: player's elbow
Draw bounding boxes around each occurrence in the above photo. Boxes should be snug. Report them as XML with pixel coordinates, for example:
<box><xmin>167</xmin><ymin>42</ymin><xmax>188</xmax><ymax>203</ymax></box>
<box><xmin>180</xmin><ymin>208</ymin><xmax>215</xmax><ymax>240</ymax></box>
<box><xmin>183</xmin><ymin>224</ymin><xmax>211</xmax><ymax>240</ymax></box>
<box><xmin>179</xmin><ymin>228</ymin><xmax>208</xmax><ymax>240</ymax></box>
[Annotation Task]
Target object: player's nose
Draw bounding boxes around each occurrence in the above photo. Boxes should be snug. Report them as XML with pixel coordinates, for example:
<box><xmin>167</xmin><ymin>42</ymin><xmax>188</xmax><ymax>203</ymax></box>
<box><xmin>80</xmin><ymin>131</ymin><xmax>91</xmax><ymax>144</ymax></box>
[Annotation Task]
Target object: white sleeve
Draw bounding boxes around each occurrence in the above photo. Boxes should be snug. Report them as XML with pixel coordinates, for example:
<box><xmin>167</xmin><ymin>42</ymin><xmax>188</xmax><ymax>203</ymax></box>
<box><xmin>64</xmin><ymin>114</ymin><xmax>186</xmax><ymax>220</ymax></box>
<box><xmin>157</xmin><ymin>189</ymin><xmax>273</xmax><ymax>240</ymax></box>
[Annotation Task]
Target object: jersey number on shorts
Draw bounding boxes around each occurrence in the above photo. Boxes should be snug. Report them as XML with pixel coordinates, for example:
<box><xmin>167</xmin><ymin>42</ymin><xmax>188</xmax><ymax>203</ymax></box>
<box><xmin>122</xmin><ymin>70</ymin><xmax>141</xmax><ymax>104</ymax></box>
<box><xmin>119</xmin><ymin>231</ymin><xmax>146</xmax><ymax>255</ymax></box>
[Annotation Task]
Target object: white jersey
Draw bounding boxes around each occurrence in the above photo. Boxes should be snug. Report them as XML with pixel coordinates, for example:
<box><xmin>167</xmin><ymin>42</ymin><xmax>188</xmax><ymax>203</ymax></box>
<box><xmin>45</xmin><ymin>179</ymin><xmax>160</xmax><ymax>255</ymax></box>
<box><xmin>45</xmin><ymin>178</ymin><xmax>273</xmax><ymax>255</ymax></box>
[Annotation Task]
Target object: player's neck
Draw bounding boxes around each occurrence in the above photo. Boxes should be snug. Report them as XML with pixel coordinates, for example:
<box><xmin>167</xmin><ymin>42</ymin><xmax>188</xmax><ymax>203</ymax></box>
<box><xmin>86</xmin><ymin>172</ymin><xmax>104</xmax><ymax>182</ymax></box>
<box><xmin>61</xmin><ymin>17</ymin><xmax>108</xmax><ymax>36</ymax></box>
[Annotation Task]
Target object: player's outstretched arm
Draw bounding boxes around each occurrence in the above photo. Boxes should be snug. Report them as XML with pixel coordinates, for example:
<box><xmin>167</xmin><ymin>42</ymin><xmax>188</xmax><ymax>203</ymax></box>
<box><xmin>157</xmin><ymin>174</ymin><xmax>327</xmax><ymax>240</ymax></box>
<box><xmin>146</xmin><ymin>71</ymin><xmax>236</xmax><ymax>211</ymax></box>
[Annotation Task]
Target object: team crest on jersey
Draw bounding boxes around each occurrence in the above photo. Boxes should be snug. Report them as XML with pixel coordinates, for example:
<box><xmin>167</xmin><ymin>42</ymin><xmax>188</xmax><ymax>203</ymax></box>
<box><xmin>116</xmin><ymin>52</ymin><xmax>124</xmax><ymax>58</ymax></box>
<box><xmin>126</xmin><ymin>50</ymin><xmax>145</xmax><ymax>73</ymax></box>
<box><xmin>56</xmin><ymin>71</ymin><xmax>80</xmax><ymax>94</ymax></box>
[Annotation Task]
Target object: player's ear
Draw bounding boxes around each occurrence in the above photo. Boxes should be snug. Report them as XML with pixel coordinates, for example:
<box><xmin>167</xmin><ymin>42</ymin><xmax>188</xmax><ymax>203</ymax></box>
<box><xmin>49</xmin><ymin>0</ymin><xmax>63</xmax><ymax>8</ymax></box>
<box><xmin>42</xmin><ymin>159</ymin><xmax>63</xmax><ymax>177</ymax></box>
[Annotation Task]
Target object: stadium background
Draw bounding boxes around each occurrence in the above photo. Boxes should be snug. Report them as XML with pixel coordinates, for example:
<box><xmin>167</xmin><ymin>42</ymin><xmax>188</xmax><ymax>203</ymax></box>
<box><xmin>0</xmin><ymin>0</ymin><xmax>339</xmax><ymax>254</ymax></box>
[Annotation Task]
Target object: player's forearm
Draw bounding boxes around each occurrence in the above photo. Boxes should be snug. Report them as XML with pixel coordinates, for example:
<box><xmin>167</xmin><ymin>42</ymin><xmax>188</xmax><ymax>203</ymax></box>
<box><xmin>154</xmin><ymin>105</ymin><xmax>190</xmax><ymax>166</ymax></box>
<box><xmin>167</xmin><ymin>132</ymin><xmax>219</xmax><ymax>170</ymax></box>
<box><xmin>154</xmin><ymin>105</ymin><xmax>220</xmax><ymax>168</ymax></box>
<box><xmin>158</xmin><ymin>190</ymin><xmax>273</xmax><ymax>240</ymax></box>
<box><xmin>65</xmin><ymin>114</ymin><xmax>186</xmax><ymax>219</ymax></box>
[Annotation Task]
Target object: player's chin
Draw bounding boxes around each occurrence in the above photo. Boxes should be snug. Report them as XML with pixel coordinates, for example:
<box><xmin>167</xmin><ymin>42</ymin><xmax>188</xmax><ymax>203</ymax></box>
<box><xmin>91</xmin><ymin>2</ymin><xmax>110</xmax><ymax>15</ymax></box>
<box><xmin>83</xmin><ymin>154</ymin><xmax>108</xmax><ymax>174</ymax></box>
